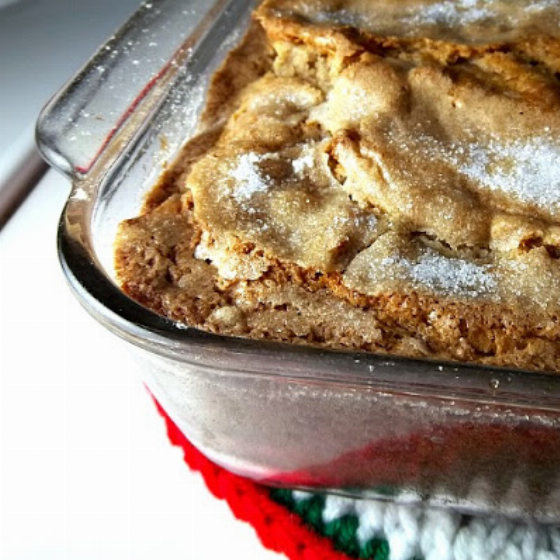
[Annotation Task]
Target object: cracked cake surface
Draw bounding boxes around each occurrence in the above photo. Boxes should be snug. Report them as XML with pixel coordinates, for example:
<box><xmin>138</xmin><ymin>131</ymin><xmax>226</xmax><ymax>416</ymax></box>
<box><xmin>115</xmin><ymin>0</ymin><xmax>560</xmax><ymax>372</ymax></box>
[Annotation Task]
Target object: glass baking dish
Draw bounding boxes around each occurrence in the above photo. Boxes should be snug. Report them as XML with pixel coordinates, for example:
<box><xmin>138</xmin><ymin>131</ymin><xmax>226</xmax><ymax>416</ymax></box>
<box><xmin>36</xmin><ymin>0</ymin><xmax>560</xmax><ymax>522</ymax></box>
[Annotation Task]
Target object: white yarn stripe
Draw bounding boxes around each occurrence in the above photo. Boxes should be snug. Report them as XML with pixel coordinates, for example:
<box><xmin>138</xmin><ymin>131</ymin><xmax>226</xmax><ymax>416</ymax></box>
<box><xmin>421</xmin><ymin>508</ymin><xmax>461</xmax><ymax>560</ymax></box>
<box><xmin>292</xmin><ymin>490</ymin><xmax>313</xmax><ymax>502</ymax></box>
<box><xmin>383</xmin><ymin>504</ymin><xmax>423</xmax><ymax>560</ymax></box>
<box><xmin>355</xmin><ymin>499</ymin><xmax>387</xmax><ymax>545</ymax></box>
<box><xmin>298</xmin><ymin>493</ymin><xmax>560</xmax><ymax>560</ymax></box>
<box><xmin>323</xmin><ymin>496</ymin><xmax>357</xmax><ymax>523</ymax></box>
<box><xmin>549</xmin><ymin>527</ymin><xmax>560</xmax><ymax>553</ymax></box>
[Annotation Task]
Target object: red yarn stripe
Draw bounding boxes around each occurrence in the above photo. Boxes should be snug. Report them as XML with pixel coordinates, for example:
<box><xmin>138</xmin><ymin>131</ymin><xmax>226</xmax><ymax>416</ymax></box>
<box><xmin>152</xmin><ymin>397</ymin><xmax>352</xmax><ymax>560</ymax></box>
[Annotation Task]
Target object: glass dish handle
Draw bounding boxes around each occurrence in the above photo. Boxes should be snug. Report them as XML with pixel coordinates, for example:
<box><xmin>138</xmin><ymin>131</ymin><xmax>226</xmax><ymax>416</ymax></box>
<box><xmin>36</xmin><ymin>0</ymin><xmax>234</xmax><ymax>179</ymax></box>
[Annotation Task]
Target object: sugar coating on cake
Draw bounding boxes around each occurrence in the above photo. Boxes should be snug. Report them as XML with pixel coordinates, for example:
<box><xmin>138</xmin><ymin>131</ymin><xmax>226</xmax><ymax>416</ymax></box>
<box><xmin>268</xmin><ymin>0</ymin><xmax>560</xmax><ymax>43</ymax></box>
<box><xmin>114</xmin><ymin>1</ymin><xmax>560</xmax><ymax>372</ymax></box>
<box><xmin>456</xmin><ymin>136</ymin><xmax>560</xmax><ymax>212</ymax></box>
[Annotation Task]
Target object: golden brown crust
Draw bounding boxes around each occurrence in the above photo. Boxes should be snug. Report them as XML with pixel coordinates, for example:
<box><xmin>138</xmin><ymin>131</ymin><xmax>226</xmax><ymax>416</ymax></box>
<box><xmin>116</xmin><ymin>189</ymin><xmax>560</xmax><ymax>371</ymax></box>
<box><xmin>115</xmin><ymin>1</ymin><xmax>560</xmax><ymax>372</ymax></box>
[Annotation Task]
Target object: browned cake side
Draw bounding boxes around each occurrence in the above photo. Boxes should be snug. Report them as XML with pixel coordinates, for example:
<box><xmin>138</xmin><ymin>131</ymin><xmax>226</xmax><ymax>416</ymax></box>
<box><xmin>115</xmin><ymin>1</ymin><xmax>560</xmax><ymax>372</ymax></box>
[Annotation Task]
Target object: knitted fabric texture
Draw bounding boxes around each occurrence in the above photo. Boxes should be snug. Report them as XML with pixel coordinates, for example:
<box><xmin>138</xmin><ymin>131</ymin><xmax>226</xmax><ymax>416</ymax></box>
<box><xmin>153</xmin><ymin>400</ymin><xmax>560</xmax><ymax>560</ymax></box>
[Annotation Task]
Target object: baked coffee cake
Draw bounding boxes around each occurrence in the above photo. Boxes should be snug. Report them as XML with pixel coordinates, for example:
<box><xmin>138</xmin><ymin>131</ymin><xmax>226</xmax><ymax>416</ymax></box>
<box><xmin>115</xmin><ymin>0</ymin><xmax>560</xmax><ymax>372</ymax></box>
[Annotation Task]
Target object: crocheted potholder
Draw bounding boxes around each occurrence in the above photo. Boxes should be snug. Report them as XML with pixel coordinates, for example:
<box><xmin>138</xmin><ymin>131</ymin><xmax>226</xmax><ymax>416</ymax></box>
<box><xmin>153</xmin><ymin>400</ymin><xmax>560</xmax><ymax>560</ymax></box>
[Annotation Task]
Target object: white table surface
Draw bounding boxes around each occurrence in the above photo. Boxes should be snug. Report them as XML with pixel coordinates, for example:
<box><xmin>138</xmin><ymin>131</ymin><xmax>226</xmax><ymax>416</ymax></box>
<box><xmin>0</xmin><ymin>170</ymin><xmax>281</xmax><ymax>559</ymax></box>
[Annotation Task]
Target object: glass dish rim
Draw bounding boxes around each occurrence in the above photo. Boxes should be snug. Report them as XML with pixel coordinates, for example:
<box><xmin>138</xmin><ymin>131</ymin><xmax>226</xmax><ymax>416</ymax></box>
<box><xmin>36</xmin><ymin>0</ymin><xmax>560</xmax><ymax>411</ymax></box>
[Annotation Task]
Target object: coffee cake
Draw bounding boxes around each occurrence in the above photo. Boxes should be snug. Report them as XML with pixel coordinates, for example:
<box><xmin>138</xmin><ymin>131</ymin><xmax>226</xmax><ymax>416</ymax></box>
<box><xmin>115</xmin><ymin>0</ymin><xmax>560</xmax><ymax>372</ymax></box>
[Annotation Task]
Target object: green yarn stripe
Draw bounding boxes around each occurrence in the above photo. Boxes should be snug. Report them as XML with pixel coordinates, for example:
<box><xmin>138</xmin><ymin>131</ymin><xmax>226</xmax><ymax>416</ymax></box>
<box><xmin>269</xmin><ymin>488</ymin><xmax>391</xmax><ymax>560</ymax></box>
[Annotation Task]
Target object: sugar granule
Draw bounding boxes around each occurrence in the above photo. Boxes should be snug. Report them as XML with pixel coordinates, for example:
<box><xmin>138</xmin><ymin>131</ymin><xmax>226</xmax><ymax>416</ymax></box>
<box><xmin>380</xmin><ymin>250</ymin><xmax>497</xmax><ymax>298</ymax></box>
<box><xmin>292</xmin><ymin>153</ymin><xmax>314</xmax><ymax>175</ymax></box>
<box><xmin>230</xmin><ymin>152</ymin><xmax>271</xmax><ymax>202</ymax></box>
<box><xmin>458</xmin><ymin>137</ymin><xmax>560</xmax><ymax>212</ymax></box>
<box><xmin>404</xmin><ymin>0</ymin><xmax>492</xmax><ymax>26</ymax></box>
